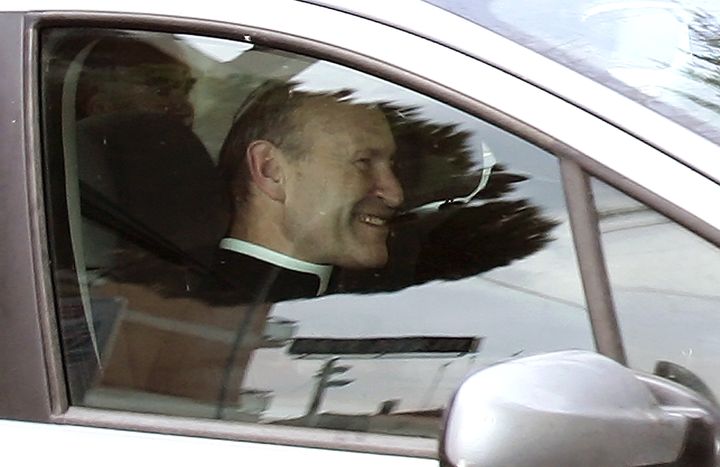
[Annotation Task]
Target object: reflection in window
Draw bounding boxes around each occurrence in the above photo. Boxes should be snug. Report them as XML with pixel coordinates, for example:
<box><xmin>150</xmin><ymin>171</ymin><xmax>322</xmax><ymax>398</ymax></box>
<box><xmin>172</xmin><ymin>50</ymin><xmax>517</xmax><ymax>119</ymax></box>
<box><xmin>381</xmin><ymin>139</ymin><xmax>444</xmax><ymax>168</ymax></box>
<box><xmin>43</xmin><ymin>28</ymin><xmax>593</xmax><ymax>439</ymax></box>
<box><xmin>428</xmin><ymin>0</ymin><xmax>720</xmax><ymax>142</ymax></box>
<box><xmin>593</xmin><ymin>179</ymin><xmax>720</xmax><ymax>405</ymax></box>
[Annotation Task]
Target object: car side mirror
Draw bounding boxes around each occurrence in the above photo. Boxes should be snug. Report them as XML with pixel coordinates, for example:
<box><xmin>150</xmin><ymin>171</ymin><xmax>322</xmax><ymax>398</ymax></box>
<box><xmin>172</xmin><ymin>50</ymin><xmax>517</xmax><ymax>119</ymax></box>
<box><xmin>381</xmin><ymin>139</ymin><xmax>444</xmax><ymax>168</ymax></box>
<box><xmin>440</xmin><ymin>350</ymin><xmax>719</xmax><ymax>467</ymax></box>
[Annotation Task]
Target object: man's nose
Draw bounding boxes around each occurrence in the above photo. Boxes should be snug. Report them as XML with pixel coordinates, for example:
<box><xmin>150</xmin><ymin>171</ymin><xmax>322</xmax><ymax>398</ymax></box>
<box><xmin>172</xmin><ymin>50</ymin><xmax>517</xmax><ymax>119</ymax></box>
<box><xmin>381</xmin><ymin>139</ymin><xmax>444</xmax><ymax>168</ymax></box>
<box><xmin>374</xmin><ymin>167</ymin><xmax>404</xmax><ymax>208</ymax></box>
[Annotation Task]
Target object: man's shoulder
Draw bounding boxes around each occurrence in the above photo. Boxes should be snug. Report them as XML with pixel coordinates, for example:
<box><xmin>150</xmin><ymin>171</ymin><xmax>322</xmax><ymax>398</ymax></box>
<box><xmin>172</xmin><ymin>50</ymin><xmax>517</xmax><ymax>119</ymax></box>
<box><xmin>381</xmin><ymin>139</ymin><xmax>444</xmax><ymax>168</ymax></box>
<box><xmin>199</xmin><ymin>248</ymin><xmax>324</xmax><ymax>305</ymax></box>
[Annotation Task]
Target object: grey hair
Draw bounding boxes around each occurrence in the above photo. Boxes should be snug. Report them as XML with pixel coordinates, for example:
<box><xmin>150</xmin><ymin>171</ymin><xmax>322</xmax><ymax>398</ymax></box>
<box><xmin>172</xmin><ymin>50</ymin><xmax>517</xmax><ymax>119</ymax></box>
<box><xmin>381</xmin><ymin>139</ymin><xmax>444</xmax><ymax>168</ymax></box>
<box><xmin>218</xmin><ymin>80</ymin><xmax>354</xmax><ymax>211</ymax></box>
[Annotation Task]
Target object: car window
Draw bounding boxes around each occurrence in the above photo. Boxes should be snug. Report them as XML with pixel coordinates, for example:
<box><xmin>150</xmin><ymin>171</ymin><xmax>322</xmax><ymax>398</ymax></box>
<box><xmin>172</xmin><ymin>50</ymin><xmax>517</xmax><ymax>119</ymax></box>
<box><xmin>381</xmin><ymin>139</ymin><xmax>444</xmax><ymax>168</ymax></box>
<box><xmin>592</xmin><ymin>178</ymin><xmax>720</xmax><ymax>404</ymax></box>
<box><xmin>41</xmin><ymin>28</ymin><xmax>593</xmax><ymax>440</ymax></box>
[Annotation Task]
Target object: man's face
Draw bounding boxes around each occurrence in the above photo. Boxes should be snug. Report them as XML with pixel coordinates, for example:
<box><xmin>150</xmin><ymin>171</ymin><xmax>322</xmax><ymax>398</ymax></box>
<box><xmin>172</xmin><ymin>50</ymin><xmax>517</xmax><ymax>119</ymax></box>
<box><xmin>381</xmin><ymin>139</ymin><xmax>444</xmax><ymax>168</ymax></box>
<box><xmin>94</xmin><ymin>64</ymin><xmax>195</xmax><ymax>126</ymax></box>
<box><xmin>281</xmin><ymin>99</ymin><xmax>404</xmax><ymax>269</ymax></box>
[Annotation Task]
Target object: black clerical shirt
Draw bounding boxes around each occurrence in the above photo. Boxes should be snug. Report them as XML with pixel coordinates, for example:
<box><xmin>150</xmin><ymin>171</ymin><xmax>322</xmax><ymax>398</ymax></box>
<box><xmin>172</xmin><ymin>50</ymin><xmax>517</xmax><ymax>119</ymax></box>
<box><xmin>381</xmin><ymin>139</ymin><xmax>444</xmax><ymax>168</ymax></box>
<box><xmin>204</xmin><ymin>238</ymin><xmax>333</xmax><ymax>305</ymax></box>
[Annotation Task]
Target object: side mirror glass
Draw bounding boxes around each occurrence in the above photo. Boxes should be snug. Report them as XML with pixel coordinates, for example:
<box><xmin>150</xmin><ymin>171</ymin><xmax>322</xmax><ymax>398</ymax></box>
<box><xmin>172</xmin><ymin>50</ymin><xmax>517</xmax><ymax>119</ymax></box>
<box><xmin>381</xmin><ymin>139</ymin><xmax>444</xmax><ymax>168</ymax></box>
<box><xmin>440</xmin><ymin>350</ymin><xmax>719</xmax><ymax>467</ymax></box>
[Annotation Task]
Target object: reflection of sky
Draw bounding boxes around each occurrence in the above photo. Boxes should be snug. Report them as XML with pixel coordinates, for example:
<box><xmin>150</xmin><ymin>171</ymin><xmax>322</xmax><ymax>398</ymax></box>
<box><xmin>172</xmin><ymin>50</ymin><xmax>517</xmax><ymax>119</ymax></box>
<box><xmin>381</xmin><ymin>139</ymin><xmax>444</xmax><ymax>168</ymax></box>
<box><xmin>178</xmin><ymin>34</ymin><xmax>252</xmax><ymax>64</ymax></box>
<box><xmin>593</xmin><ymin>179</ymin><xmax>720</xmax><ymax>397</ymax></box>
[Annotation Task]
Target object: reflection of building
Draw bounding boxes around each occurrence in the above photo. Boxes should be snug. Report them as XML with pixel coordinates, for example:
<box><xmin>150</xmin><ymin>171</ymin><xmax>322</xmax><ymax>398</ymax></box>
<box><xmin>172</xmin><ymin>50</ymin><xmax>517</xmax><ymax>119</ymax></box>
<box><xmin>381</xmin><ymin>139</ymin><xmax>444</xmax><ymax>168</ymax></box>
<box><xmin>234</xmin><ymin>389</ymin><xmax>273</xmax><ymax>422</ymax></box>
<box><xmin>288</xmin><ymin>336</ymin><xmax>482</xmax><ymax>358</ymax></box>
<box><xmin>83</xmin><ymin>385</ymin><xmax>274</xmax><ymax>422</ymax></box>
<box><xmin>289</xmin><ymin>335</ymin><xmax>481</xmax><ymax>429</ymax></box>
<box><xmin>86</xmin><ymin>283</ymin><xmax>296</xmax><ymax>420</ymax></box>
<box><xmin>263</xmin><ymin>318</ymin><xmax>298</xmax><ymax>347</ymax></box>
<box><xmin>276</xmin><ymin>407</ymin><xmax>444</xmax><ymax>438</ymax></box>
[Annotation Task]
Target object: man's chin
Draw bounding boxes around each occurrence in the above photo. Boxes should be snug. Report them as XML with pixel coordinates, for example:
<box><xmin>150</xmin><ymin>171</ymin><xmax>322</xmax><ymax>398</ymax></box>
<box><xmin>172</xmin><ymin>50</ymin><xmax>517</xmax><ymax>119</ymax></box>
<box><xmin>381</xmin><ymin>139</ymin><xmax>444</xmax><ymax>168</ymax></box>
<box><xmin>336</xmin><ymin>248</ymin><xmax>388</xmax><ymax>270</ymax></box>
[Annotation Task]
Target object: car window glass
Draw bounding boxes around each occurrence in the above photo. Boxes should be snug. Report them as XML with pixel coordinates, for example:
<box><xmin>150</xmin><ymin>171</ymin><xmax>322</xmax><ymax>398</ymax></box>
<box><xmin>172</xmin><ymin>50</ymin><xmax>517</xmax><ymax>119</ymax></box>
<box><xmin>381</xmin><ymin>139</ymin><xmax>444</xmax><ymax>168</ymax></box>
<box><xmin>592</xmin><ymin>178</ymin><xmax>720</xmax><ymax>404</ymax></box>
<box><xmin>42</xmin><ymin>28</ymin><xmax>593</xmax><ymax>440</ymax></box>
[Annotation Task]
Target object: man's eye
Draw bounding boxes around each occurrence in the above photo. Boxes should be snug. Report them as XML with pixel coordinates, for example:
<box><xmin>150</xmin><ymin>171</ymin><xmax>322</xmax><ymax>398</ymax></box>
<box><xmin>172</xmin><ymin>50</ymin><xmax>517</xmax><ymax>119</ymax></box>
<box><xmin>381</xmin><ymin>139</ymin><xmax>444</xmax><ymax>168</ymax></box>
<box><xmin>354</xmin><ymin>158</ymin><xmax>371</xmax><ymax>170</ymax></box>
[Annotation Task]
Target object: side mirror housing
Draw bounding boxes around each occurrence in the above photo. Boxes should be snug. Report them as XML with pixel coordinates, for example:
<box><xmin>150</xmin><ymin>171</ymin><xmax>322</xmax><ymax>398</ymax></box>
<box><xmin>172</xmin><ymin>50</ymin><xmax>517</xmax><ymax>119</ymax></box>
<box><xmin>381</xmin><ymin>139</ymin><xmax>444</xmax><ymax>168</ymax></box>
<box><xmin>440</xmin><ymin>350</ymin><xmax>719</xmax><ymax>466</ymax></box>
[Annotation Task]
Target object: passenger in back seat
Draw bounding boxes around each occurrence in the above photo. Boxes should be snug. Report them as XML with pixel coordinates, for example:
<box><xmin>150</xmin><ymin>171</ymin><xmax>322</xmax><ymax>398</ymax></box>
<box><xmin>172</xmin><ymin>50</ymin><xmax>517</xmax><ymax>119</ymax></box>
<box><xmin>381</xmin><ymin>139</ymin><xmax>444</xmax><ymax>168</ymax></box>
<box><xmin>75</xmin><ymin>35</ymin><xmax>228</xmax><ymax>297</ymax></box>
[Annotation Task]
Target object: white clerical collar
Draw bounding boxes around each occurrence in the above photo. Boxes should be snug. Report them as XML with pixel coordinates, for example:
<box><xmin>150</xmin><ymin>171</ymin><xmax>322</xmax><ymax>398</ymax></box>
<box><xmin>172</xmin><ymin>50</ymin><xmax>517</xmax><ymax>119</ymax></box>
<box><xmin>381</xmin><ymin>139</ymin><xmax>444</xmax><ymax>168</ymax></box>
<box><xmin>219</xmin><ymin>238</ymin><xmax>333</xmax><ymax>296</ymax></box>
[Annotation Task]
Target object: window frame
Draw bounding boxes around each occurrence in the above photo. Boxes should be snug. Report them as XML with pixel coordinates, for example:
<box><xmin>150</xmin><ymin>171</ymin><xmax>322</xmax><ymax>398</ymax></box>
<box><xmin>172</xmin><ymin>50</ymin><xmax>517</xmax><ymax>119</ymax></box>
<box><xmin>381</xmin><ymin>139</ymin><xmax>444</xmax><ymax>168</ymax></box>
<box><xmin>8</xmin><ymin>3</ymin><xmax>720</xmax><ymax>457</ymax></box>
<box><xmin>0</xmin><ymin>11</ymin><xmax>55</xmax><ymax>423</ymax></box>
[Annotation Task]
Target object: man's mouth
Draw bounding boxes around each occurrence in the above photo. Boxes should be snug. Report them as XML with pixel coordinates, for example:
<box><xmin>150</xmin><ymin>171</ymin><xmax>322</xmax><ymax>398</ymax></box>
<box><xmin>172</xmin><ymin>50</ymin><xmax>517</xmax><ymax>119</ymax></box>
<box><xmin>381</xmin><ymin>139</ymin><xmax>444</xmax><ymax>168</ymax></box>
<box><xmin>358</xmin><ymin>213</ymin><xmax>389</xmax><ymax>227</ymax></box>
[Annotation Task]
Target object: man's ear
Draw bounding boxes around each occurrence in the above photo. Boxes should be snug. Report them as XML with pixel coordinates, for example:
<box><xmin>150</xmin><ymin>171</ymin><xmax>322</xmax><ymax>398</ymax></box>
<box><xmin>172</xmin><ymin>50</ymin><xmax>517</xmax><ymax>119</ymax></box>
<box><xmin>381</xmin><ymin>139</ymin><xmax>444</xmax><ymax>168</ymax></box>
<box><xmin>246</xmin><ymin>140</ymin><xmax>286</xmax><ymax>202</ymax></box>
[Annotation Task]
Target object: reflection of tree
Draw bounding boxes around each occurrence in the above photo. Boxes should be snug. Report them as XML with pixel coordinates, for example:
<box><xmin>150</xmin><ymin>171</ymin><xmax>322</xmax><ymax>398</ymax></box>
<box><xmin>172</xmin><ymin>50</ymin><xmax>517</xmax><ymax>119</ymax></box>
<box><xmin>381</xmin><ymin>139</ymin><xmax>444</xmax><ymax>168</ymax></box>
<box><xmin>414</xmin><ymin>194</ymin><xmax>556</xmax><ymax>283</ymax></box>
<box><xmin>678</xmin><ymin>11</ymin><xmax>720</xmax><ymax>114</ymax></box>
<box><xmin>382</xmin><ymin>104</ymin><xmax>477</xmax><ymax>207</ymax></box>
<box><xmin>336</xmin><ymin>103</ymin><xmax>558</xmax><ymax>294</ymax></box>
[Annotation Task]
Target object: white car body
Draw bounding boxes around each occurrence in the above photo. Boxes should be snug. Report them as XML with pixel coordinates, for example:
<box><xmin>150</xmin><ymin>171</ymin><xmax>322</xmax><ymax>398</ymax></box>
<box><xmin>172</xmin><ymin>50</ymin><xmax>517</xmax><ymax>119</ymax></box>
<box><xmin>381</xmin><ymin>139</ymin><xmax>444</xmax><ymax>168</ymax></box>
<box><xmin>2</xmin><ymin>1</ymin><xmax>719</xmax><ymax>465</ymax></box>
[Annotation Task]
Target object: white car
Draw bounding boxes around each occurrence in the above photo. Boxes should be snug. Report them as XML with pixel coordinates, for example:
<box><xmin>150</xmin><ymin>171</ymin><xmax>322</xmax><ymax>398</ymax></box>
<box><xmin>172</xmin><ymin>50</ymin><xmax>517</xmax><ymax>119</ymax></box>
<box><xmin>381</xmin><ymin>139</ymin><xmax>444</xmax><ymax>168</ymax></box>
<box><xmin>2</xmin><ymin>1</ymin><xmax>720</xmax><ymax>465</ymax></box>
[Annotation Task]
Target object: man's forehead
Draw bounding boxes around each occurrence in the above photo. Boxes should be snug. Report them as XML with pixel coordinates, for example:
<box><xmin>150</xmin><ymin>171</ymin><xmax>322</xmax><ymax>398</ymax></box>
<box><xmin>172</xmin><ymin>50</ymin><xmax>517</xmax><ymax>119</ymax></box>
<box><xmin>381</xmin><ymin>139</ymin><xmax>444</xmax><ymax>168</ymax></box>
<box><xmin>297</xmin><ymin>97</ymin><xmax>392</xmax><ymax>137</ymax></box>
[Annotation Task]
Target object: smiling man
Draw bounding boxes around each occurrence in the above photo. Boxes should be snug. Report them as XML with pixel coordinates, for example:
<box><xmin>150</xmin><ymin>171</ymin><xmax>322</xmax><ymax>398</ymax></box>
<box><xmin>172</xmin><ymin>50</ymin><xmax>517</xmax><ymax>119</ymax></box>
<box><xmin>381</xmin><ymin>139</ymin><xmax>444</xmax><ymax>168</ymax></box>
<box><xmin>213</xmin><ymin>82</ymin><xmax>404</xmax><ymax>303</ymax></box>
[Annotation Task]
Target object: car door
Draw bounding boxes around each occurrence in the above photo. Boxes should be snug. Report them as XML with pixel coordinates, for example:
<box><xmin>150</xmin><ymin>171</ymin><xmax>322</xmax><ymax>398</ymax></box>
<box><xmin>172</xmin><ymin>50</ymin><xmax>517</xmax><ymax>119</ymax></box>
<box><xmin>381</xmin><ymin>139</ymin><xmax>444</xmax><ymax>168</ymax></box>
<box><xmin>1</xmin><ymin>1</ymin><xmax>719</xmax><ymax>465</ymax></box>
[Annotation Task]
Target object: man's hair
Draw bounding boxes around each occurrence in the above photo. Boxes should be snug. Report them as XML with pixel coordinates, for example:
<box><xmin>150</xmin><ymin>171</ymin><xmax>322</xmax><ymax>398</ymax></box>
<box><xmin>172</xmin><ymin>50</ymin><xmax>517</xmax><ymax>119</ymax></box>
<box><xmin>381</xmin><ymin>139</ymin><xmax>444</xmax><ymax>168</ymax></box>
<box><xmin>218</xmin><ymin>81</ymin><xmax>353</xmax><ymax>212</ymax></box>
